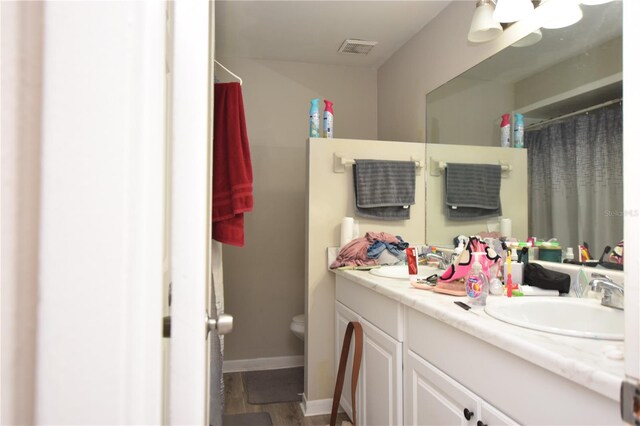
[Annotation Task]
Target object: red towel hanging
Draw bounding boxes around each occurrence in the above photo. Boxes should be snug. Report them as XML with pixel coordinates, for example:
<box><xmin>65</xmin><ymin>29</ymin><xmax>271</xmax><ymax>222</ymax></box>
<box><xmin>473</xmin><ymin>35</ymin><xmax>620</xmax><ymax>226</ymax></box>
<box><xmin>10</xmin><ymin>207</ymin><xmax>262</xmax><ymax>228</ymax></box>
<box><xmin>212</xmin><ymin>82</ymin><xmax>253</xmax><ymax>246</ymax></box>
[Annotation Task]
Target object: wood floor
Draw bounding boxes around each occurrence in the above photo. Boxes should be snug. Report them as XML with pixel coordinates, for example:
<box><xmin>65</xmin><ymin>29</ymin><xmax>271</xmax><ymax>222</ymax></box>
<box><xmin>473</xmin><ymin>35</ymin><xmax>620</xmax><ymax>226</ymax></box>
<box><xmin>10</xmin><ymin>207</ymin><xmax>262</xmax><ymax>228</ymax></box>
<box><xmin>224</xmin><ymin>372</ymin><xmax>350</xmax><ymax>426</ymax></box>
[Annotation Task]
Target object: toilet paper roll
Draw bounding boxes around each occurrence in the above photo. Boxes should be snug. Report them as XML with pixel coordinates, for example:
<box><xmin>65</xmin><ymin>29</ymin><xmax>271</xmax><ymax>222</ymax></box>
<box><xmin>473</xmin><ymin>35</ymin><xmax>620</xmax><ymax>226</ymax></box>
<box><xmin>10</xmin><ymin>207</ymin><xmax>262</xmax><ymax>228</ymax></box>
<box><xmin>340</xmin><ymin>217</ymin><xmax>354</xmax><ymax>247</ymax></box>
<box><xmin>500</xmin><ymin>218</ymin><xmax>512</xmax><ymax>239</ymax></box>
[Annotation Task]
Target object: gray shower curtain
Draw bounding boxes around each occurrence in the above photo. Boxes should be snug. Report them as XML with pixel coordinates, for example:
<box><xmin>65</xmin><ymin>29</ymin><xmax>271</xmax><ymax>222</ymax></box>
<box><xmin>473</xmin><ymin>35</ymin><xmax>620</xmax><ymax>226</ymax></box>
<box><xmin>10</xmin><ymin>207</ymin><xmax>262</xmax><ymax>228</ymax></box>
<box><xmin>525</xmin><ymin>102</ymin><xmax>623</xmax><ymax>258</ymax></box>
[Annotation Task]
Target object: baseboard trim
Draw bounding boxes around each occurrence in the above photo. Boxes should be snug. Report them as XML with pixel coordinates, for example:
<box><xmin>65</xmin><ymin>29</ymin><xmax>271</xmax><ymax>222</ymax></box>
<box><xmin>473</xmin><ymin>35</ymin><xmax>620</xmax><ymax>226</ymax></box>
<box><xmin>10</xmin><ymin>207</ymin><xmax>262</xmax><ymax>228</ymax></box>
<box><xmin>300</xmin><ymin>394</ymin><xmax>335</xmax><ymax>417</ymax></box>
<box><xmin>222</xmin><ymin>355</ymin><xmax>304</xmax><ymax>373</ymax></box>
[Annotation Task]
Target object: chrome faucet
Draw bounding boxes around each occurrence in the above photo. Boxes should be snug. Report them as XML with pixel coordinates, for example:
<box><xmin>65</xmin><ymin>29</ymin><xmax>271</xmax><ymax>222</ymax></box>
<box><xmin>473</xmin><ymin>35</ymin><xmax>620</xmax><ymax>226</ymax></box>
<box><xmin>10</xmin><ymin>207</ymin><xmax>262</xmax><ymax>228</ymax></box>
<box><xmin>423</xmin><ymin>252</ymin><xmax>450</xmax><ymax>270</ymax></box>
<box><xmin>589</xmin><ymin>273</ymin><xmax>624</xmax><ymax>310</ymax></box>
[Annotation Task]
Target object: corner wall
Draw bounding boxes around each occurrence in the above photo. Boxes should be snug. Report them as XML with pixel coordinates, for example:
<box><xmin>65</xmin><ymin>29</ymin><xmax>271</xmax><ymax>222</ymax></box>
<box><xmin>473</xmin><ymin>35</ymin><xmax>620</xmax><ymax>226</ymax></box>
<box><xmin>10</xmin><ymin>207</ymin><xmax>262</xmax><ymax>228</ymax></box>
<box><xmin>217</xmin><ymin>57</ymin><xmax>378</xmax><ymax>364</ymax></box>
<box><xmin>306</xmin><ymin>138</ymin><xmax>426</xmax><ymax>403</ymax></box>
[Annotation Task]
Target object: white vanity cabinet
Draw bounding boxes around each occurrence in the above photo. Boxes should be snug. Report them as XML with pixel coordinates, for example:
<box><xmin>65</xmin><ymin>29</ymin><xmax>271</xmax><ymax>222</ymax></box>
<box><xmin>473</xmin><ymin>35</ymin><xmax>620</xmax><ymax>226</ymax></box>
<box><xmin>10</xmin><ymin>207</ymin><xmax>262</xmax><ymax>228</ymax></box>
<box><xmin>334</xmin><ymin>270</ymin><xmax>622</xmax><ymax>426</ymax></box>
<box><xmin>404</xmin><ymin>349</ymin><xmax>517</xmax><ymax>426</ymax></box>
<box><xmin>335</xmin><ymin>276</ymin><xmax>403</xmax><ymax>426</ymax></box>
<box><xmin>405</xmin><ymin>307</ymin><xmax>620</xmax><ymax>425</ymax></box>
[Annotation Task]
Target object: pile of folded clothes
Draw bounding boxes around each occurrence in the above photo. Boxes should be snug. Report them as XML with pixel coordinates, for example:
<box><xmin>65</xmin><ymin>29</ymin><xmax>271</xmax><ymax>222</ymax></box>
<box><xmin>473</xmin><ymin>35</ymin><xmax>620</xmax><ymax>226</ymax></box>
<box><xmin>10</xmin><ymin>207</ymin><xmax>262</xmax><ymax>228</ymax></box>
<box><xmin>330</xmin><ymin>232</ymin><xmax>408</xmax><ymax>269</ymax></box>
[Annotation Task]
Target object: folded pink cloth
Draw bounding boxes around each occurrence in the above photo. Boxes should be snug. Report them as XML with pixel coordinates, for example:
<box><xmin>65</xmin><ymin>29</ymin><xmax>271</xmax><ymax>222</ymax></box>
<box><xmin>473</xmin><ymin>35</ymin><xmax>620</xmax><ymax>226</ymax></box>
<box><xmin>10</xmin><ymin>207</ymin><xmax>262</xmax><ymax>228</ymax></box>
<box><xmin>330</xmin><ymin>232</ymin><xmax>403</xmax><ymax>269</ymax></box>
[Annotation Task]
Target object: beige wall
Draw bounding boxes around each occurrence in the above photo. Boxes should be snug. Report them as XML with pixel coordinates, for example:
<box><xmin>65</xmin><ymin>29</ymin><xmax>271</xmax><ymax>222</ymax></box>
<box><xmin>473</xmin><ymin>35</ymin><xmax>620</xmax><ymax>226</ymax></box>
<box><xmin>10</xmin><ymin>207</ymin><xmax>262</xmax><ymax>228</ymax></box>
<box><xmin>377</xmin><ymin>1</ymin><xmax>544</xmax><ymax>143</ymax></box>
<box><xmin>514</xmin><ymin>36</ymin><xmax>622</xmax><ymax>111</ymax></box>
<box><xmin>425</xmin><ymin>144</ymin><xmax>528</xmax><ymax>246</ymax></box>
<box><xmin>217</xmin><ymin>57</ymin><xmax>378</xmax><ymax>362</ymax></box>
<box><xmin>1</xmin><ymin>3</ymin><xmax>43</xmax><ymax>424</ymax></box>
<box><xmin>306</xmin><ymin>138</ymin><xmax>426</xmax><ymax>401</ymax></box>
<box><xmin>427</xmin><ymin>77</ymin><xmax>515</xmax><ymax>146</ymax></box>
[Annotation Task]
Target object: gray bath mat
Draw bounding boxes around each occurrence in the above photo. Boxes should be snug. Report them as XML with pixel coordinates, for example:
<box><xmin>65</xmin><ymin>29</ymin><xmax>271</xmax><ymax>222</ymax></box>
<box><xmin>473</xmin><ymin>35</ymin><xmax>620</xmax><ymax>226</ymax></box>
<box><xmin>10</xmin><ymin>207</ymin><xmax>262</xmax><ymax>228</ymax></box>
<box><xmin>223</xmin><ymin>412</ymin><xmax>273</xmax><ymax>426</ymax></box>
<box><xmin>244</xmin><ymin>367</ymin><xmax>303</xmax><ymax>404</ymax></box>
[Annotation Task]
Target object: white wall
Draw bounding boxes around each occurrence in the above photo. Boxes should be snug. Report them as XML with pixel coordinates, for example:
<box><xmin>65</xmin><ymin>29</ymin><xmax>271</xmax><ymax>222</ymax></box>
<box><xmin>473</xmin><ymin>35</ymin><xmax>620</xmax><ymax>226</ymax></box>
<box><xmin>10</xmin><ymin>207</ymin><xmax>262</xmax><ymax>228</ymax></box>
<box><xmin>216</xmin><ymin>57</ymin><xmax>378</xmax><ymax>364</ymax></box>
<box><xmin>623</xmin><ymin>0</ymin><xmax>640</xmax><ymax>384</ymax></box>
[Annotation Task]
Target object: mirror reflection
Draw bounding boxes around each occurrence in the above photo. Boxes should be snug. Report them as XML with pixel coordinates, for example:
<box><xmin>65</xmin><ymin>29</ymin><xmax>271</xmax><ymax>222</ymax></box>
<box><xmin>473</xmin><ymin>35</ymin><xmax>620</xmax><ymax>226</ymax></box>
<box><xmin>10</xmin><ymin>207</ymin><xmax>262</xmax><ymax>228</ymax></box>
<box><xmin>426</xmin><ymin>1</ymin><xmax>622</xmax><ymax>267</ymax></box>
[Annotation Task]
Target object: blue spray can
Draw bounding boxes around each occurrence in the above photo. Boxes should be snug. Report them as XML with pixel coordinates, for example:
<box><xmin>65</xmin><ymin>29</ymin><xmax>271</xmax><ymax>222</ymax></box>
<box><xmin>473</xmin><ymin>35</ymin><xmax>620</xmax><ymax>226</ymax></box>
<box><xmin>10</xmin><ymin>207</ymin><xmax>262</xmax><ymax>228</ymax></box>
<box><xmin>514</xmin><ymin>113</ymin><xmax>524</xmax><ymax>148</ymax></box>
<box><xmin>309</xmin><ymin>98</ymin><xmax>320</xmax><ymax>138</ymax></box>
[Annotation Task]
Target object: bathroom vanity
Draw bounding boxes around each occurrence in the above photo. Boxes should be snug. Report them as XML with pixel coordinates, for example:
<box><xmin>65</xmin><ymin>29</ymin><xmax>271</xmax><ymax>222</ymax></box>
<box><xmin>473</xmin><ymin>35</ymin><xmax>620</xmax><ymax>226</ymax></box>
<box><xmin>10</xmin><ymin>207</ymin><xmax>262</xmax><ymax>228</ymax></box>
<box><xmin>333</xmin><ymin>269</ymin><xmax>623</xmax><ymax>425</ymax></box>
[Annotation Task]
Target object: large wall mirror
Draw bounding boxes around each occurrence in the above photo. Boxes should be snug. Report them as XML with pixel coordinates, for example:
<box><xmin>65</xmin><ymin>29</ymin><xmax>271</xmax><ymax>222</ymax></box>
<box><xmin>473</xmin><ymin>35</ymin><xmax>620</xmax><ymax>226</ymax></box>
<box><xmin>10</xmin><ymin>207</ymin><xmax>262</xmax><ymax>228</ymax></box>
<box><xmin>426</xmin><ymin>1</ymin><xmax>622</xmax><ymax>266</ymax></box>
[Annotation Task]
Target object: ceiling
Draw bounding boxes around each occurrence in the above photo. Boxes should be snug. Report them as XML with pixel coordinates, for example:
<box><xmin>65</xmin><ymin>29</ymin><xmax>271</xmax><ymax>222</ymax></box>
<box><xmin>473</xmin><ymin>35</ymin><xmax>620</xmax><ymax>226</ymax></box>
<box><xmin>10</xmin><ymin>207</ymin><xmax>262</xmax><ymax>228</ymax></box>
<box><xmin>215</xmin><ymin>1</ymin><xmax>452</xmax><ymax>69</ymax></box>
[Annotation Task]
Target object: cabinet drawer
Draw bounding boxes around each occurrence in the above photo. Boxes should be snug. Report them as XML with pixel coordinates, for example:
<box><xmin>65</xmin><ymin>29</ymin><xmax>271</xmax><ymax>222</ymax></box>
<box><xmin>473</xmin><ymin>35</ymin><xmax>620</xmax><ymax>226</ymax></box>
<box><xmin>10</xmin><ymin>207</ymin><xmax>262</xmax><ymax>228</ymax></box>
<box><xmin>336</xmin><ymin>275</ymin><xmax>403</xmax><ymax>341</ymax></box>
<box><xmin>406</xmin><ymin>307</ymin><xmax>619</xmax><ymax>425</ymax></box>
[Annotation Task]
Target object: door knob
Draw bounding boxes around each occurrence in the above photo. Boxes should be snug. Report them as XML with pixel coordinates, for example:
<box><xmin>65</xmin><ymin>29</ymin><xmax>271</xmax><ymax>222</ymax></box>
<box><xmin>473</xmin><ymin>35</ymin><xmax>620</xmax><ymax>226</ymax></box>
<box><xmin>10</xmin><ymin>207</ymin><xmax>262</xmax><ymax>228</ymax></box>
<box><xmin>207</xmin><ymin>313</ymin><xmax>233</xmax><ymax>336</ymax></box>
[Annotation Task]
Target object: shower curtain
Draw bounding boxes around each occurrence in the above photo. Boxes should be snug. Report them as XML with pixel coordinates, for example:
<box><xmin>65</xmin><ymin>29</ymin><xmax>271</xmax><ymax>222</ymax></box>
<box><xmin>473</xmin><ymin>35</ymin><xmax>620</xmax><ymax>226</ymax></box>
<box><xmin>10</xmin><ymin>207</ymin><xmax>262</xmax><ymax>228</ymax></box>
<box><xmin>525</xmin><ymin>102</ymin><xmax>623</xmax><ymax>258</ymax></box>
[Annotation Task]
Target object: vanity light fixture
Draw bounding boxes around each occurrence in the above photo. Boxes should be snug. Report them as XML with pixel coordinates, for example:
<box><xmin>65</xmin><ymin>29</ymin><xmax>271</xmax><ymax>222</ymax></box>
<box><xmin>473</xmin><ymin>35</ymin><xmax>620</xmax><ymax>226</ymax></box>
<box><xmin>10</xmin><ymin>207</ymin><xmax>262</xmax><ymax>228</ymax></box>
<box><xmin>468</xmin><ymin>0</ymin><xmax>504</xmax><ymax>43</ymax></box>
<box><xmin>581</xmin><ymin>0</ymin><xmax>614</xmax><ymax>5</ymax></box>
<box><xmin>540</xmin><ymin>0</ymin><xmax>583</xmax><ymax>29</ymax></box>
<box><xmin>493</xmin><ymin>0</ymin><xmax>534</xmax><ymax>24</ymax></box>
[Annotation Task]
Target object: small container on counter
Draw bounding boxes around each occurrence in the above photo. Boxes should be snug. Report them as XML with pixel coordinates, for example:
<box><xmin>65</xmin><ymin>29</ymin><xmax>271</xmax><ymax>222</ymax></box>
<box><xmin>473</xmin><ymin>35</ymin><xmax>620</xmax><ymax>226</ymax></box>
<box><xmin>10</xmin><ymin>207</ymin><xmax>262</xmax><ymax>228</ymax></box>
<box><xmin>406</xmin><ymin>247</ymin><xmax>418</xmax><ymax>284</ymax></box>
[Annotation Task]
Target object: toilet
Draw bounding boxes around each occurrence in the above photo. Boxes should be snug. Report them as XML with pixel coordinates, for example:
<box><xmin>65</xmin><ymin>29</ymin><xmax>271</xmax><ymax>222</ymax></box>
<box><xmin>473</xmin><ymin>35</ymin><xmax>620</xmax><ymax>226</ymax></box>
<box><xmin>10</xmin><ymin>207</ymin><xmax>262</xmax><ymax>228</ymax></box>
<box><xmin>290</xmin><ymin>314</ymin><xmax>305</xmax><ymax>341</ymax></box>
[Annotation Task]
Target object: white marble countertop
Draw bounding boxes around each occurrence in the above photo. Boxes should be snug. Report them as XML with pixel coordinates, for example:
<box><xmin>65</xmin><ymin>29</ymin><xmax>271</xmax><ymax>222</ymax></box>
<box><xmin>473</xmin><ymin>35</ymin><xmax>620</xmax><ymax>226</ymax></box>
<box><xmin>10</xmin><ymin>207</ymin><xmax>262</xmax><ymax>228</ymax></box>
<box><xmin>334</xmin><ymin>268</ymin><xmax>625</xmax><ymax>402</ymax></box>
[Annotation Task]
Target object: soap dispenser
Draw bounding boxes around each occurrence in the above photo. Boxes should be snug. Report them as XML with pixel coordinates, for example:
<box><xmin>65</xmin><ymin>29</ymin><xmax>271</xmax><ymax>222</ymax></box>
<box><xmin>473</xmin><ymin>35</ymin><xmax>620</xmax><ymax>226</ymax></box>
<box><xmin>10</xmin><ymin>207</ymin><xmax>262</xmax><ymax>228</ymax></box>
<box><xmin>465</xmin><ymin>252</ymin><xmax>489</xmax><ymax>306</ymax></box>
<box><xmin>489</xmin><ymin>262</ymin><xmax>503</xmax><ymax>295</ymax></box>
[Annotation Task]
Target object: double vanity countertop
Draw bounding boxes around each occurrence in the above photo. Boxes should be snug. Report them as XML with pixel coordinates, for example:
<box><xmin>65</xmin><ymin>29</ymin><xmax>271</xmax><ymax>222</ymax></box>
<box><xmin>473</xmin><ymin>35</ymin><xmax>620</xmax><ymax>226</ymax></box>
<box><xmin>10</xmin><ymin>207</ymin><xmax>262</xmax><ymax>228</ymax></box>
<box><xmin>333</xmin><ymin>268</ymin><xmax>625</xmax><ymax>402</ymax></box>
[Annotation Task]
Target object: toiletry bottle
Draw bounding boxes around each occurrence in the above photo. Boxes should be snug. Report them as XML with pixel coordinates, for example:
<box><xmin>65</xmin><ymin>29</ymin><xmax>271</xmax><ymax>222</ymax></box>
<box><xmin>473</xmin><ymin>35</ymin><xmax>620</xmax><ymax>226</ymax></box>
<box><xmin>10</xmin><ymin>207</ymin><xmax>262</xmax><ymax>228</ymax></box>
<box><xmin>513</xmin><ymin>113</ymin><xmax>524</xmax><ymax>148</ymax></box>
<box><xmin>504</xmin><ymin>250</ymin><xmax>524</xmax><ymax>289</ymax></box>
<box><xmin>465</xmin><ymin>252</ymin><xmax>488</xmax><ymax>306</ymax></box>
<box><xmin>489</xmin><ymin>262</ymin><xmax>503</xmax><ymax>295</ymax></box>
<box><xmin>309</xmin><ymin>98</ymin><xmax>320</xmax><ymax>138</ymax></box>
<box><xmin>500</xmin><ymin>113</ymin><xmax>511</xmax><ymax>147</ymax></box>
<box><xmin>406</xmin><ymin>247</ymin><xmax>418</xmax><ymax>284</ymax></box>
<box><xmin>564</xmin><ymin>247</ymin><xmax>574</xmax><ymax>262</ymax></box>
<box><xmin>323</xmin><ymin>100</ymin><xmax>334</xmax><ymax>138</ymax></box>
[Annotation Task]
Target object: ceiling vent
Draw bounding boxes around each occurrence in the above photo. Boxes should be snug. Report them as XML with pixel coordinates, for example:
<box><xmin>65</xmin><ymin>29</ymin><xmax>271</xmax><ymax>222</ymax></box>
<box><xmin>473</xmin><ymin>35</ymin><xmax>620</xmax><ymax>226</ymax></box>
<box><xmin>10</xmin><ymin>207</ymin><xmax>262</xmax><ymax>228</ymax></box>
<box><xmin>338</xmin><ymin>39</ymin><xmax>378</xmax><ymax>55</ymax></box>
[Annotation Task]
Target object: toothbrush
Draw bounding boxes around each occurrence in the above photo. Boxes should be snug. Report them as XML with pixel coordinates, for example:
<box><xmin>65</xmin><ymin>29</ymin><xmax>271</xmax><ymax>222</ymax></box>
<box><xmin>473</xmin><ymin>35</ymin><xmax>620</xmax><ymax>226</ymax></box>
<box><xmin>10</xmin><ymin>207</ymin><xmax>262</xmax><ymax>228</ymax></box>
<box><xmin>598</xmin><ymin>246</ymin><xmax>611</xmax><ymax>264</ymax></box>
<box><xmin>506</xmin><ymin>249</ymin><xmax>513</xmax><ymax>297</ymax></box>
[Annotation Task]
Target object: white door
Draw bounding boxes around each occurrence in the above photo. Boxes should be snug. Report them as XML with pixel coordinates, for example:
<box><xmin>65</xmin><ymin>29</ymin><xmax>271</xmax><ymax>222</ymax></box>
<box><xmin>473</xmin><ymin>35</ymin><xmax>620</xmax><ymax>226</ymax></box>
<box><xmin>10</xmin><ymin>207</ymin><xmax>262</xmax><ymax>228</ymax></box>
<box><xmin>360</xmin><ymin>318</ymin><xmax>403</xmax><ymax>426</ymax></box>
<box><xmin>335</xmin><ymin>302</ymin><xmax>359</xmax><ymax>420</ymax></box>
<box><xmin>168</xmin><ymin>1</ymin><xmax>222</xmax><ymax>425</ymax></box>
<box><xmin>404</xmin><ymin>350</ymin><xmax>481</xmax><ymax>426</ymax></box>
<box><xmin>8</xmin><ymin>1</ymin><xmax>168</xmax><ymax>424</ymax></box>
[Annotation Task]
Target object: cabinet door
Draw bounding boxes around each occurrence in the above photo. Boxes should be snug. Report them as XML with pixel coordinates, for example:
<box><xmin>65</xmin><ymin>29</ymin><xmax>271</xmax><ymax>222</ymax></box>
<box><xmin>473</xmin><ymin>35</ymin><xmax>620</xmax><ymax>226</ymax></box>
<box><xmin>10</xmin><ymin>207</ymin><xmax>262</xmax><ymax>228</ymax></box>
<box><xmin>335</xmin><ymin>302</ymin><xmax>359</xmax><ymax>421</ymax></box>
<box><xmin>404</xmin><ymin>350</ymin><xmax>480</xmax><ymax>426</ymax></box>
<box><xmin>360</xmin><ymin>317</ymin><xmax>403</xmax><ymax>426</ymax></box>
<box><xmin>480</xmin><ymin>401</ymin><xmax>518</xmax><ymax>426</ymax></box>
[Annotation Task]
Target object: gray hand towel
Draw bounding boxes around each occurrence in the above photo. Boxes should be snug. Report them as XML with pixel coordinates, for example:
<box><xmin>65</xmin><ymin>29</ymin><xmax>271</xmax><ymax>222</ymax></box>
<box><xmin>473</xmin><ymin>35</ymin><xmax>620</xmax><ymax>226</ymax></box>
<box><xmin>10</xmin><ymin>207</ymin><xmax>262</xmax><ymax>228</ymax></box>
<box><xmin>445</xmin><ymin>163</ymin><xmax>502</xmax><ymax>220</ymax></box>
<box><xmin>353</xmin><ymin>159</ymin><xmax>415</xmax><ymax>220</ymax></box>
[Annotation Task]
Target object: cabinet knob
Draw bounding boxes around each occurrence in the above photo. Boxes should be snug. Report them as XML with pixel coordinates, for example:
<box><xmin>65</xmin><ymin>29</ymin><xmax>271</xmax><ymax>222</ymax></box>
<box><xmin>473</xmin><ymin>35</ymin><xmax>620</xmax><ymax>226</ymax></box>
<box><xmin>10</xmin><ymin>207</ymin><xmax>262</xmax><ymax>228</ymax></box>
<box><xmin>477</xmin><ymin>421</ymin><xmax>488</xmax><ymax>426</ymax></box>
<box><xmin>464</xmin><ymin>408</ymin><xmax>474</xmax><ymax>420</ymax></box>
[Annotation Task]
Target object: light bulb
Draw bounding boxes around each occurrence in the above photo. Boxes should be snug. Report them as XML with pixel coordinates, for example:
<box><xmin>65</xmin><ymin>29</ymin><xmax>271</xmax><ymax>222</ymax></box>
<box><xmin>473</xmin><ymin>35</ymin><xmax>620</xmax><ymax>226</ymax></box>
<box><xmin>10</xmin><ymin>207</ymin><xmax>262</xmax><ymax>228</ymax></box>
<box><xmin>493</xmin><ymin>0</ymin><xmax>534</xmax><ymax>23</ymax></box>
<box><xmin>540</xmin><ymin>0</ymin><xmax>583</xmax><ymax>29</ymax></box>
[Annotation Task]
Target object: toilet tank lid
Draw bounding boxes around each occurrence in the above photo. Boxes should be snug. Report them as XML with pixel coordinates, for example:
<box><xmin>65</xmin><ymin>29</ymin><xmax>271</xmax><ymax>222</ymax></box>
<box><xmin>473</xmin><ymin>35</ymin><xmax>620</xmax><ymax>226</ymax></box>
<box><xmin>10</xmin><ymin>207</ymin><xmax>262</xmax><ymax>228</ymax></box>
<box><xmin>292</xmin><ymin>314</ymin><xmax>305</xmax><ymax>323</ymax></box>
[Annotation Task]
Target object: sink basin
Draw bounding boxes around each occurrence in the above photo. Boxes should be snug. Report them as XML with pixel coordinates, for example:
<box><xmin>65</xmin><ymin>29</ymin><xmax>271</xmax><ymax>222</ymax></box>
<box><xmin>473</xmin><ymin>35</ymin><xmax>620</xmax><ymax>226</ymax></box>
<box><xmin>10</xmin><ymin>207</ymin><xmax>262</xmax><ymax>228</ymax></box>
<box><xmin>369</xmin><ymin>265</ymin><xmax>443</xmax><ymax>280</ymax></box>
<box><xmin>485</xmin><ymin>297</ymin><xmax>624</xmax><ymax>340</ymax></box>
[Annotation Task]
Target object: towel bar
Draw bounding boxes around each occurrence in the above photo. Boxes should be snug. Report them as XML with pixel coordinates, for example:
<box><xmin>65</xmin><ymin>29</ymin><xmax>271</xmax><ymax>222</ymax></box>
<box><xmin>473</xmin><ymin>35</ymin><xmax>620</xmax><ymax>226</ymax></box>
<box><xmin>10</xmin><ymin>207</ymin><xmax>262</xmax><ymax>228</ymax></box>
<box><xmin>429</xmin><ymin>157</ymin><xmax>512</xmax><ymax>178</ymax></box>
<box><xmin>333</xmin><ymin>153</ymin><xmax>424</xmax><ymax>173</ymax></box>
